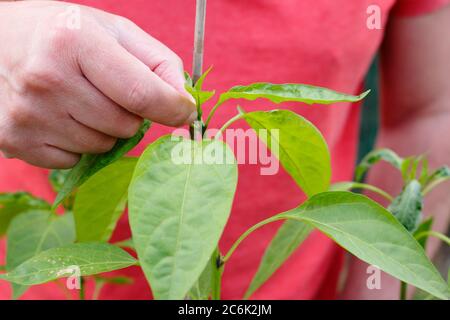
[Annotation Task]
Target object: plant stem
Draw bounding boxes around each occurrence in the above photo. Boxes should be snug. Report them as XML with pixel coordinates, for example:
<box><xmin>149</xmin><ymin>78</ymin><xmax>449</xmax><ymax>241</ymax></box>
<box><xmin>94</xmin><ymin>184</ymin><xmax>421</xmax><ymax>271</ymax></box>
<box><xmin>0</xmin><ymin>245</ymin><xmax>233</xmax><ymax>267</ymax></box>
<box><xmin>205</xmin><ymin>101</ymin><xmax>224</xmax><ymax>129</ymax></box>
<box><xmin>192</xmin><ymin>0</ymin><xmax>207</xmax><ymax>84</ymax></box>
<box><xmin>92</xmin><ymin>281</ymin><xmax>105</xmax><ymax>300</ymax></box>
<box><xmin>223</xmin><ymin>215</ymin><xmax>283</xmax><ymax>263</ymax></box>
<box><xmin>415</xmin><ymin>230</ymin><xmax>450</xmax><ymax>246</ymax></box>
<box><xmin>423</xmin><ymin>179</ymin><xmax>448</xmax><ymax>196</ymax></box>
<box><xmin>400</xmin><ymin>281</ymin><xmax>407</xmax><ymax>300</ymax></box>
<box><xmin>79</xmin><ymin>277</ymin><xmax>86</xmax><ymax>300</ymax></box>
<box><xmin>330</xmin><ymin>182</ymin><xmax>394</xmax><ymax>202</ymax></box>
<box><xmin>211</xmin><ymin>247</ymin><xmax>223</xmax><ymax>300</ymax></box>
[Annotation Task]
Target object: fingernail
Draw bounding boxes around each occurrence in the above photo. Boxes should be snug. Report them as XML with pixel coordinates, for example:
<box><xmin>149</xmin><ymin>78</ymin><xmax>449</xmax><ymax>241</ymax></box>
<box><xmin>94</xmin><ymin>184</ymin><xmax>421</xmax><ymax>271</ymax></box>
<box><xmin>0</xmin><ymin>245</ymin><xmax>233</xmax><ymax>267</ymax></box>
<box><xmin>187</xmin><ymin>94</ymin><xmax>196</xmax><ymax>105</ymax></box>
<box><xmin>186</xmin><ymin>111</ymin><xmax>198</xmax><ymax>124</ymax></box>
<box><xmin>181</xmin><ymin>89</ymin><xmax>196</xmax><ymax>105</ymax></box>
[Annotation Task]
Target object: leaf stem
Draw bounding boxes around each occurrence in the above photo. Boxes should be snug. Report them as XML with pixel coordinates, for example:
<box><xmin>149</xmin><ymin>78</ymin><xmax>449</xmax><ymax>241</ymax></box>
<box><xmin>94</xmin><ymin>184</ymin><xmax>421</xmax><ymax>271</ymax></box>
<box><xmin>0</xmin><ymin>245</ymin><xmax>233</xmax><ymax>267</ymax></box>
<box><xmin>215</xmin><ymin>112</ymin><xmax>245</xmax><ymax>139</ymax></box>
<box><xmin>330</xmin><ymin>182</ymin><xmax>394</xmax><ymax>202</ymax></box>
<box><xmin>79</xmin><ymin>277</ymin><xmax>86</xmax><ymax>300</ymax></box>
<box><xmin>211</xmin><ymin>247</ymin><xmax>223</xmax><ymax>300</ymax></box>
<box><xmin>205</xmin><ymin>101</ymin><xmax>224</xmax><ymax>128</ymax></box>
<box><xmin>415</xmin><ymin>230</ymin><xmax>450</xmax><ymax>246</ymax></box>
<box><xmin>400</xmin><ymin>281</ymin><xmax>407</xmax><ymax>300</ymax></box>
<box><xmin>92</xmin><ymin>281</ymin><xmax>105</xmax><ymax>300</ymax></box>
<box><xmin>223</xmin><ymin>215</ymin><xmax>284</xmax><ymax>263</ymax></box>
<box><xmin>422</xmin><ymin>179</ymin><xmax>450</xmax><ymax>196</ymax></box>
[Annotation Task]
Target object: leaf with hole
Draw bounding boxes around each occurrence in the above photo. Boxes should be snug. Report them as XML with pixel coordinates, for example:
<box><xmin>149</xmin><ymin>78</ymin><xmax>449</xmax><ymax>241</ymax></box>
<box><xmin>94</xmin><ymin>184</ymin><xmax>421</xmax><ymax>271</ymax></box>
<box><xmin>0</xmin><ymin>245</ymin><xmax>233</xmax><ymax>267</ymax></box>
<box><xmin>6</xmin><ymin>210</ymin><xmax>75</xmax><ymax>298</ymax></box>
<box><xmin>0</xmin><ymin>243</ymin><xmax>137</xmax><ymax>286</ymax></box>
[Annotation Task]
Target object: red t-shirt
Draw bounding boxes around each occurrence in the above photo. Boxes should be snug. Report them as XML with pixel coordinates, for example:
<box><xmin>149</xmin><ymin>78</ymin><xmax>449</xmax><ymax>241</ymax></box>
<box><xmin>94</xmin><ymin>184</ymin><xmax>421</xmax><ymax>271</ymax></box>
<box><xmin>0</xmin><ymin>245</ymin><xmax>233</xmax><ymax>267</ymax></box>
<box><xmin>0</xmin><ymin>0</ymin><xmax>448</xmax><ymax>300</ymax></box>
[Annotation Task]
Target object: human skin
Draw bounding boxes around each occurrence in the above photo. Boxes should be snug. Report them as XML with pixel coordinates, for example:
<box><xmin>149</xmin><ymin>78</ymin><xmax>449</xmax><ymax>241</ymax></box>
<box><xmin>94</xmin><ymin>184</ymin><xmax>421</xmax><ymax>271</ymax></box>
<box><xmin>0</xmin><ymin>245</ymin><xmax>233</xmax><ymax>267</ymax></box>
<box><xmin>342</xmin><ymin>5</ymin><xmax>450</xmax><ymax>299</ymax></box>
<box><xmin>0</xmin><ymin>1</ymin><xmax>197</xmax><ymax>169</ymax></box>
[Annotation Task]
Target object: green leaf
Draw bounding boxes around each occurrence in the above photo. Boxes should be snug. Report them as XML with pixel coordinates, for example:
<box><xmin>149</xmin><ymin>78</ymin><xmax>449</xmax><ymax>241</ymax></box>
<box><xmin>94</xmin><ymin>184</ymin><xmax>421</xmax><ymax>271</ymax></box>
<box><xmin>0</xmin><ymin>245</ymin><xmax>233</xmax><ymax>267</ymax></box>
<box><xmin>129</xmin><ymin>135</ymin><xmax>238</xmax><ymax>299</ymax></box>
<box><xmin>423</xmin><ymin>166</ymin><xmax>450</xmax><ymax>194</ymax></box>
<box><xmin>53</xmin><ymin>120</ymin><xmax>151</xmax><ymax>209</ymax></box>
<box><xmin>49</xmin><ymin>170</ymin><xmax>75</xmax><ymax>210</ymax></box>
<box><xmin>245</xmin><ymin>220</ymin><xmax>312</xmax><ymax>299</ymax></box>
<box><xmin>193</xmin><ymin>66</ymin><xmax>213</xmax><ymax>91</ymax></box>
<box><xmin>218</xmin><ymin>83</ymin><xmax>369</xmax><ymax>105</ymax></box>
<box><xmin>279</xmin><ymin>191</ymin><xmax>449</xmax><ymax>300</ymax></box>
<box><xmin>6</xmin><ymin>210</ymin><xmax>75</xmax><ymax>298</ymax></box>
<box><xmin>73</xmin><ymin>157</ymin><xmax>137</xmax><ymax>242</ymax></box>
<box><xmin>243</xmin><ymin>110</ymin><xmax>330</xmax><ymax>197</ymax></box>
<box><xmin>10</xmin><ymin>284</ymin><xmax>28</xmax><ymax>300</ymax></box>
<box><xmin>185</xmin><ymin>85</ymin><xmax>215</xmax><ymax>111</ymax></box>
<box><xmin>427</xmin><ymin>166</ymin><xmax>450</xmax><ymax>184</ymax></box>
<box><xmin>419</xmin><ymin>158</ymin><xmax>429</xmax><ymax>185</ymax></box>
<box><xmin>0</xmin><ymin>243</ymin><xmax>137</xmax><ymax>286</ymax></box>
<box><xmin>184</xmin><ymin>72</ymin><xmax>193</xmax><ymax>87</ymax></box>
<box><xmin>185</xmin><ymin>67</ymin><xmax>215</xmax><ymax>115</ymax></box>
<box><xmin>187</xmin><ymin>257</ymin><xmax>213</xmax><ymax>300</ymax></box>
<box><xmin>355</xmin><ymin>149</ymin><xmax>403</xmax><ymax>182</ymax></box>
<box><xmin>388</xmin><ymin>180</ymin><xmax>423</xmax><ymax>232</ymax></box>
<box><xmin>0</xmin><ymin>193</ymin><xmax>50</xmax><ymax>236</ymax></box>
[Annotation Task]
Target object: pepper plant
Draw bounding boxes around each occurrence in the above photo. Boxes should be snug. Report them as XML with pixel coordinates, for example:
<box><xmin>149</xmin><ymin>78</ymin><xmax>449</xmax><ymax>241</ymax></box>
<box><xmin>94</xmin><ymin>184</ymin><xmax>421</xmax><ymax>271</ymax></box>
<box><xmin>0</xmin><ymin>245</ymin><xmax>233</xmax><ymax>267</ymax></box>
<box><xmin>0</xmin><ymin>68</ymin><xmax>449</xmax><ymax>300</ymax></box>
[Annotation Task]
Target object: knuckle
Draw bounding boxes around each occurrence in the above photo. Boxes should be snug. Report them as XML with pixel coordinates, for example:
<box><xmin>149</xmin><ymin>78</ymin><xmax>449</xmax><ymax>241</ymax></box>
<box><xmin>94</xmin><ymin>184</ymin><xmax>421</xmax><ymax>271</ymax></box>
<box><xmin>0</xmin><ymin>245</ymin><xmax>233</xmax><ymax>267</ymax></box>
<box><xmin>47</xmin><ymin>26</ymin><xmax>79</xmax><ymax>51</ymax></box>
<box><xmin>114</xmin><ymin>15</ymin><xmax>135</xmax><ymax>29</ymax></box>
<box><xmin>17</xmin><ymin>63</ymin><xmax>62</xmax><ymax>92</ymax></box>
<box><xmin>6</xmin><ymin>101</ymin><xmax>34</xmax><ymax>128</ymax></box>
<box><xmin>0</xmin><ymin>130</ymin><xmax>19</xmax><ymax>157</ymax></box>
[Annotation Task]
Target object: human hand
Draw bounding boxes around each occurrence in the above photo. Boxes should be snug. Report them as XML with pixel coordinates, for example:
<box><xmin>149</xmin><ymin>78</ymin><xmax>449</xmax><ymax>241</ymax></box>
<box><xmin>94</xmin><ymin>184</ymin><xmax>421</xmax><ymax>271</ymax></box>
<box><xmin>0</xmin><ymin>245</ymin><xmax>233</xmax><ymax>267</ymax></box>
<box><xmin>0</xmin><ymin>1</ymin><xmax>196</xmax><ymax>168</ymax></box>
